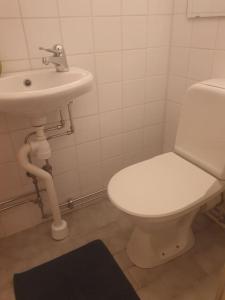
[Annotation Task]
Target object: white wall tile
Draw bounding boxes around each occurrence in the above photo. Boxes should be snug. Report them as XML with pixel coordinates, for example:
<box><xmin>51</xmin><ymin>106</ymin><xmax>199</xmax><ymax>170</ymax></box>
<box><xmin>98</xmin><ymin>82</ymin><xmax>122</xmax><ymax>112</ymax></box>
<box><xmin>54</xmin><ymin>169</ymin><xmax>81</xmax><ymax>203</ymax></box>
<box><xmin>172</xmin><ymin>14</ymin><xmax>192</xmax><ymax>47</ymax></box>
<box><xmin>149</xmin><ymin>0</ymin><xmax>174</xmax><ymax>15</ymax></box>
<box><xmin>79</xmin><ymin>163</ymin><xmax>103</xmax><ymax>194</ymax></box>
<box><xmin>163</xmin><ymin>120</ymin><xmax>177</xmax><ymax>152</ymax></box>
<box><xmin>167</xmin><ymin>76</ymin><xmax>187</xmax><ymax>103</ymax></box>
<box><xmin>185</xmin><ymin>77</ymin><xmax>199</xmax><ymax>88</ymax></box>
<box><xmin>146</xmin><ymin>76</ymin><xmax>167</xmax><ymax>101</ymax></box>
<box><xmin>216</xmin><ymin>19</ymin><xmax>225</xmax><ymax>49</ymax></box>
<box><xmin>101</xmin><ymin>134</ymin><xmax>123</xmax><ymax>160</ymax></box>
<box><xmin>170</xmin><ymin>47</ymin><xmax>190</xmax><ymax>77</ymax></box>
<box><xmin>95</xmin><ymin>52</ymin><xmax>122</xmax><ymax>83</ymax></box>
<box><xmin>123</xmin><ymin>105</ymin><xmax>144</xmax><ymax>131</ymax></box>
<box><xmin>213</xmin><ymin>50</ymin><xmax>225</xmax><ymax>78</ymax></box>
<box><xmin>0</xmin><ymin>163</ymin><xmax>22</xmax><ymax>201</ymax></box>
<box><xmin>61</xmin><ymin>18</ymin><xmax>93</xmax><ymax>55</ymax></box>
<box><xmin>144</xmin><ymin>101</ymin><xmax>165</xmax><ymax>126</ymax></box>
<box><xmin>188</xmin><ymin>49</ymin><xmax>214</xmax><ymax>81</ymax></box>
<box><xmin>147</xmin><ymin>47</ymin><xmax>169</xmax><ymax>76</ymax></box>
<box><xmin>1</xmin><ymin>60</ymin><xmax>30</xmax><ymax>73</ymax></box>
<box><xmin>51</xmin><ymin>146</ymin><xmax>77</xmax><ymax>175</ymax></box>
<box><xmin>0</xmin><ymin>19</ymin><xmax>28</xmax><ymax>60</ymax></box>
<box><xmin>102</xmin><ymin>156</ymin><xmax>123</xmax><ymax>186</ymax></box>
<box><xmin>24</xmin><ymin>18</ymin><xmax>61</xmax><ymax>58</ymax></box>
<box><xmin>143</xmin><ymin>124</ymin><xmax>163</xmax><ymax>155</ymax></box>
<box><xmin>67</xmin><ymin>54</ymin><xmax>96</xmax><ymax>76</ymax></box>
<box><xmin>165</xmin><ymin>101</ymin><xmax>181</xmax><ymax>125</ymax></box>
<box><xmin>74</xmin><ymin>115</ymin><xmax>100</xmax><ymax>144</ymax></box>
<box><xmin>58</xmin><ymin>0</ymin><xmax>91</xmax><ymax>16</ymax></box>
<box><xmin>92</xmin><ymin>0</ymin><xmax>121</xmax><ymax>16</ymax></box>
<box><xmin>77</xmin><ymin>140</ymin><xmax>101</xmax><ymax>166</ymax></box>
<box><xmin>20</xmin><ymin>0</ymin><xmax>58</xmax><ymax>17</ymax></box>
<box><xmin>6</xmin><ymin>114</ymin><xmax>30</xmax><ymax>132</ymax></box>
<box><xmin>123</xmin><ymin>129</ymin><xmax>143</xmax><ymax>154</ymax></box>
<box><xmin>191</xmin><ymin>18</ymin><xmax>218</xmax><ymax>49</ymax></box>
<box><xmin>0</xmin><ymin>134</ymin><xmax>15</xmax><ymax>164</ymax></box>
<box><xmin>163</xmin><ymin>101</ymin><xmax>181</xmax><ymax>152</ymax></box>
<box><xmin>123</xmin><ymin>16</ymin><xmax>147</xmax><ymax>49</ymax></box>
<box><xmin>123</xmin><ymin>79</ymin><xmax>145</xmax><ymax>107</ymax></box>
<box><xmin>122</xmin><ymin>0</ymin><xmax>148</xmax><ymax>15</ymax></box>
<box><xmin>72</xmin><ymin>85</ymin><xmax>98</xmax><ymax>118</ymax></box>
<box><xmin>100</xmin><ymin>110</ymin><xmax>123</xmax><ymax>137</ymax></box>
<box><xmin>123</xmin><ymin>150</ymin><xmax>145</xmax><ymax>167</ymax></box>
<box><xmin>174</xmin><ymin>0</ymin><xmax>187</xmax><ymax>14</ymax></box>
<box><xmin>123</xmin><ymin>49</ymin><xmax>146</xmax><ymax>80</ymax></box>
<box><xmin>30</xmin><ymin>58</ymin><xmax>51</xmax><ymax>70</ymax></box>
<box><xmin>148</xmin><ymin>15</ymin><xmax>171</xmax><ymax>47</ymax></box>
<box><xmin>93</xmin><ymin>17</ymin><xmax>122</xmax><ymax>52</ymax></box>
<box><xmin>0</xmin><ymin>0</ymin><xmax>20</xmax><ymax>17</ymax></box>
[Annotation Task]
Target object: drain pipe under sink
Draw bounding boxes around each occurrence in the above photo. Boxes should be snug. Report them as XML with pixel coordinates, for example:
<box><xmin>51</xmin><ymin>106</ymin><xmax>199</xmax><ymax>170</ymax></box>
<box><xmin>17</xmin><ymin>125</ymin><xmax>68</xmax><ymax>240</ymax></box>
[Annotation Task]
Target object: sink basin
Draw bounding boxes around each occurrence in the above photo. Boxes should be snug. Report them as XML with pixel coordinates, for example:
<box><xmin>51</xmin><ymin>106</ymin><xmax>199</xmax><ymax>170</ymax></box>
<box><xmin>0</xmin><ymin>67</ymin><xmax>93</xmax><ymax>119</ymax></box>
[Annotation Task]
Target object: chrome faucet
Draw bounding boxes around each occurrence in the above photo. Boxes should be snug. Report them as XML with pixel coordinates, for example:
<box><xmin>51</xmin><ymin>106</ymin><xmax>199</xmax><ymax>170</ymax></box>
<box><xmin>39</xmin><ymin>44</ymin><xmax>69</xmax><ymax>72</ymax></box>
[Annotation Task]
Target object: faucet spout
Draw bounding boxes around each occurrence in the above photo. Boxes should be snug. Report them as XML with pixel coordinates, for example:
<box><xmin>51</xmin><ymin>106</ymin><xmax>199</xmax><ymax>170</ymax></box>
<box><xmin>42</xmin><ymin>57</ymin><xmax>50</xmax><ymax>65</ymax></box>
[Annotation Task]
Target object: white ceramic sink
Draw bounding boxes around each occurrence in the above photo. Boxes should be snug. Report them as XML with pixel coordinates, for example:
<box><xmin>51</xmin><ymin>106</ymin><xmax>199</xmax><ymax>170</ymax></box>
<box><xmin>0</xmin><ymin>67</ymin><xmax>93</xmax><ymax>118</ymax></box>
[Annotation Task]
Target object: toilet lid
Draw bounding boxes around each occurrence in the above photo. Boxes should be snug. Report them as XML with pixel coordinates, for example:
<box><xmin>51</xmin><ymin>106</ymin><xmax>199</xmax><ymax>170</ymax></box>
<box><xmin>108</xmin><ymin>152</ymin><xmax>224</xmax><ymax>219</ymax></box>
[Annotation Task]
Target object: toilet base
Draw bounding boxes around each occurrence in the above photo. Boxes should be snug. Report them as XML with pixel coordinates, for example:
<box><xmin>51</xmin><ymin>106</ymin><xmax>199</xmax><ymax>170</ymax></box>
<box><xmin>126</xmin><ymin>210</ymin><xmax>198</xmax><ymax>268</ymax></box>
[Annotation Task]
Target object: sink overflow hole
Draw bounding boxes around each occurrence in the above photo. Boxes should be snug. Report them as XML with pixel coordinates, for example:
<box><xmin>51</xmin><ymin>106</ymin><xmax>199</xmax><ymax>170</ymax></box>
<box><xmin>24</xmin><ymin>79</ymin><xmax>32</xmax><ymax>87</ymax></box>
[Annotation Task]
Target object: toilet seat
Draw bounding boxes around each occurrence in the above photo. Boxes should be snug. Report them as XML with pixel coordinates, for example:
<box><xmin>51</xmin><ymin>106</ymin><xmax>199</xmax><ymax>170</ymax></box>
<box><xmin>108</xmin><ymin>152</ymin><xmax>223</xmax><ymax>220</ymax></box>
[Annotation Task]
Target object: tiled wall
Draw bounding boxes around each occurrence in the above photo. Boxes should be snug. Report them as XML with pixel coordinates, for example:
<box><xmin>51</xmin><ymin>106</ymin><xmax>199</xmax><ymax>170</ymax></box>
<box><xmin>0</xmin><ymin>0</ymin><xmax>173</xmax><ymax>237</ymax></box>
<box><xmin>164</xmin><ymin>0</ymin><xmax>225</xmax><ymax>151</ymax></box>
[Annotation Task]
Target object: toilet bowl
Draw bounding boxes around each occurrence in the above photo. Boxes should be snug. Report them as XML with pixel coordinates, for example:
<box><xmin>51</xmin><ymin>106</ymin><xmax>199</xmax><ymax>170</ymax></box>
<box><xmin>108</xmin><ymin>79</ymin><xmax>225</xmax><ymax>268</ymax></box>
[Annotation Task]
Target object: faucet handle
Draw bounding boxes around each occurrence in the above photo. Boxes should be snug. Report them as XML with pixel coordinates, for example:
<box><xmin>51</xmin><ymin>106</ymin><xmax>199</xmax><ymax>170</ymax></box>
<box><xmin>39</xmin><ymin>44</ymin><xmax>64</xmax><ymax>56</ymax></box>
<box><xmin>39</xmin><ymin>46</ymin><xmax>58</xmax><ymax>55</ymax></box>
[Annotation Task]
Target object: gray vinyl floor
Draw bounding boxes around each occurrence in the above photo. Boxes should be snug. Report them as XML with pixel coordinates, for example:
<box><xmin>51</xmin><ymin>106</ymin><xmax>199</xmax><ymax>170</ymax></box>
<box><xmin>0</xmin><ymin>198</ymin><xmax>225</xmax><ymax>300</ymax></box>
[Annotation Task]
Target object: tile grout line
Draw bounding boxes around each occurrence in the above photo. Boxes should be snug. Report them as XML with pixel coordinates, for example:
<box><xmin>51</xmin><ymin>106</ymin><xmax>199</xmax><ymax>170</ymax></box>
<box><xmin>16</xmin><ymin>0</ymin><xmax>32</xmax><ymax>70</ymax></box>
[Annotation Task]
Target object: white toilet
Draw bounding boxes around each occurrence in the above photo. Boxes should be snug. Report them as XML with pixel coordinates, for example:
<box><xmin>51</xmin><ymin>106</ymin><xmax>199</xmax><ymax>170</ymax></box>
<box><xmin>108</xmin><ymin>79</ymin><xmax>225</xmax><ymax>268</ymax></box>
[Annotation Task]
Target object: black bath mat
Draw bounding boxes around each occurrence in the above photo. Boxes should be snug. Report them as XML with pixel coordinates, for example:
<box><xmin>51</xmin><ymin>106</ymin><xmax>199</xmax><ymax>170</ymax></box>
<box><xmin>14</xmin><ymin>240</ymin><xmax>139</xmax><ymax>300</ymax></box>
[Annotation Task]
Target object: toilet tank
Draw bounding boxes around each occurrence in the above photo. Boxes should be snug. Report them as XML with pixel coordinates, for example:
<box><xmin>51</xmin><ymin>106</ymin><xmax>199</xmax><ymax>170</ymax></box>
<box><xmin>175</xmin><ymin>79</ymin><xmax>225</xmax><ymax>180</ymax></box>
